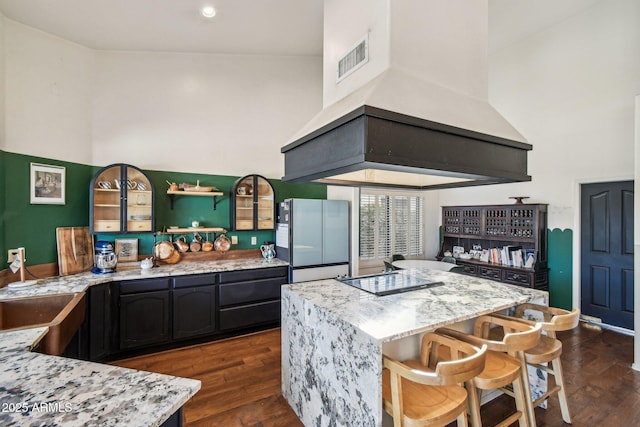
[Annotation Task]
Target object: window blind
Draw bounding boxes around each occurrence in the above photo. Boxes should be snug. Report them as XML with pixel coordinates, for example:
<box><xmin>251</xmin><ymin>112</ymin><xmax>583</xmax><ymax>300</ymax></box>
<box><xmin>359</xmin><ymin>191</ymin><xmax>424</xmax><ymax>261</ymax></box>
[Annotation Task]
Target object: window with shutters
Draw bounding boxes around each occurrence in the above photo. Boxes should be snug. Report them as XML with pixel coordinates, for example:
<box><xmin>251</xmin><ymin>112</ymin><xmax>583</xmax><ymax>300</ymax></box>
<box><xmin>359</xmin><ymin>190</ymin><xmax>424</xmax><ymax>263</ymax></box>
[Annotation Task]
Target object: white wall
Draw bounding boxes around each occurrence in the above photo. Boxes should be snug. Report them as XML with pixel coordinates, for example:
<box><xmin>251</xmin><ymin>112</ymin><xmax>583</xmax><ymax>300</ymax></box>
<box><xmin>2</xmin><ymin>18</ymin><xmax>322</xmax><ymax>177</ymax></box>
<box><xmin>439</xmin><ymin>0</ymin><xmax>640</xmax><ymax>321</ymax></box>
<box><xmin>92</xmin><ymin>51</ymin><xmax>322</xmax><ymax>177</ymax></box>
<box><xmin>322</xmin><ymin>0</ymin><xmax>390</xmax><ymax>107</ymax></box>
<box><xmin>4</xmin><ymin>19</ymin><xmax>94</xmax><ymax>164</ymax></box>
<box><xmin>439</xmin><ymin>0</ymin><xmax>640</xmax><ymax>230</ymax></box>
<box><xmin>634</xmin><ymin>95</ymin><xmax>639</xmax><ymax>370</ymax></box>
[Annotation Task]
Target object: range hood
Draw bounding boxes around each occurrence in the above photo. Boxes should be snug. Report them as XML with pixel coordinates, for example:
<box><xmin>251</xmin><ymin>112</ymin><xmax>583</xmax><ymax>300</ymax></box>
<box><xmin>281</xmin><ymin>0</ymin><xmax>532</xmax><ymax>190</ymax></box>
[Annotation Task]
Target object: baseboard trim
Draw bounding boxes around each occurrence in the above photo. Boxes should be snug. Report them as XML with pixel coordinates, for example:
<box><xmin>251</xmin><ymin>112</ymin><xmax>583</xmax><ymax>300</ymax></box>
<box><xmin>580</xmin><ymin>316</ymin><xmax>634</xmax><ymax>336</ymax></box>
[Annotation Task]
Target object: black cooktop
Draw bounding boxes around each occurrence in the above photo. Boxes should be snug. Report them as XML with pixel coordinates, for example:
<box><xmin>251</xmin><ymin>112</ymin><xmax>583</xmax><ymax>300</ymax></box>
<box><xmin>339</xmin><ymin>272</ymin><xmax>443</xmax><ymax>296</ymax></box>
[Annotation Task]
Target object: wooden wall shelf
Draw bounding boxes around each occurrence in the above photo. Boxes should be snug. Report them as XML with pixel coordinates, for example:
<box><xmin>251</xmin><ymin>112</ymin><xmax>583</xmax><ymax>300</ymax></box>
<box><xmin>166</xmin><ymin>190</ymin><xmax>224</xmax><ymax>210</ymax></box>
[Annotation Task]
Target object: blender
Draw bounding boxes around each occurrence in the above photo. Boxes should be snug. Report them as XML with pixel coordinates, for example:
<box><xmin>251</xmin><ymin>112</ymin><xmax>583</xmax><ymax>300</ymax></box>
<box><xmin>92</xmin><ymin>240</ymin><xmax>117</xmax><ymax>274</ymax></box>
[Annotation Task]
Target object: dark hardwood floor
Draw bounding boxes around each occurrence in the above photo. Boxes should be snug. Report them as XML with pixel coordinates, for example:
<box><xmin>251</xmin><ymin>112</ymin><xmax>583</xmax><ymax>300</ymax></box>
<box><xmin>110</xmin><ymin>323</ymin><xmax>640</xmax><ymax>426</ymax></box>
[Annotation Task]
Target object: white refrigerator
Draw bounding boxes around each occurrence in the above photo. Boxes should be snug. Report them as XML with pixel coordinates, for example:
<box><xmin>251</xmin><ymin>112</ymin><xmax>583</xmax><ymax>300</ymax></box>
<box><xmin>275</xmin><ymin>198</ymin><xmax>350</xmax><ymax>282</ymax></box>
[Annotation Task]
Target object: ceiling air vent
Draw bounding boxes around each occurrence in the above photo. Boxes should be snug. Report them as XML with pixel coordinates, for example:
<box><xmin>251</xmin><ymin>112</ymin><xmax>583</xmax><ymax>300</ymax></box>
<box><xmin>337</xmin><ymin>34</ymin><xmax>369</xmax><ymax>83</ymax></box>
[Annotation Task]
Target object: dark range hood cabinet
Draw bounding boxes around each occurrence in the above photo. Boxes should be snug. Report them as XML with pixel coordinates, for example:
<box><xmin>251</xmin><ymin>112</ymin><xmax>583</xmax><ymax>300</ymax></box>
<box><xmin>281</xmin><ymin>105</ymin><xmax>532</xmax><ymax>190</ymax></box>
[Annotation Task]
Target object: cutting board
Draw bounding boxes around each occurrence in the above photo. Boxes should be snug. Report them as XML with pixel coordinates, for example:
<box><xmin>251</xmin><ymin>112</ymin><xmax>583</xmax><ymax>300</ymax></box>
<box><xmin>56</xmin><ymin>227</ymin><xmax>94</xmax><ymax>276</ymax></box>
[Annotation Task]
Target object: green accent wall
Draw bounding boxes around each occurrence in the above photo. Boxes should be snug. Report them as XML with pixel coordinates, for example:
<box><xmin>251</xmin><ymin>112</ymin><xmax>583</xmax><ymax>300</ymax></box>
<box><xmin>548</xmin><ymin>228</ymin><xmax>573</xmax><ymax>310</ymax></box>
<box><xmin>2</xmin><ymin>151</ymin><xmax>93</xmax><ymax>265</ymax></box>
<box><xmin>0</xmin><ymin>150</ymin><xmax>6</xmax><ymax>265</ymax></box>
<box><xmin>1</xmin><ymin>151</ymin><xmax>326</xmax><ymax>267</ymax></box>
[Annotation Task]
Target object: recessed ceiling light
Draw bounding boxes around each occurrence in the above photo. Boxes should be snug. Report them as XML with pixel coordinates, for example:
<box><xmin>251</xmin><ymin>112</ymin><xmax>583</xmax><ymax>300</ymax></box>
<box><xmin>201</xmin><ymin>6</ymin><xmax>216</xmax><ymax>18</ymax></box>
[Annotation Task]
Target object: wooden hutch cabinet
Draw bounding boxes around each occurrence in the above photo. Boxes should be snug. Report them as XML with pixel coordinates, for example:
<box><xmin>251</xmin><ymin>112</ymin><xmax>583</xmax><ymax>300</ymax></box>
<box><xmin>230</xmin><ymin>174</ymin><xmax>275</xmax><ymax>231</ymax></box>
<box><xmin>438</xmin><ymin>203</ymin><xmax>548</xmax><ymax>290</ymax></box>
<box><xmin>90</xmin><ymin>163</ymin><xmax>155</xmax><ymax>234</ymax></box>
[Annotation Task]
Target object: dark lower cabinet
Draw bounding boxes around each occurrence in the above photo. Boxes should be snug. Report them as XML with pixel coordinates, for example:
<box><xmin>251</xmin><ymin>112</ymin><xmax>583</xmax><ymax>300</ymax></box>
<box><xmin>88</xmin><ymin>282</ymin><xmax>112</xmax><ymax>361</ymax></box>
<box><xmin>161</xmin><ymin>408</ymin><xmax>183</xmax><ymax>427</ymax></box>
<box><xmin>172</xmin><ymin>274</ymin><xmax>217</xmax><ymax>340</ymax></box>
<box><xmin>218</xmin><ymin>266</ymin><xmax>288</xmax><ymax>331</ymax></box>
<box><xmin>81</xmin><ymin>267</ymin><xmax>287</xmax><ymax>361</ymax></box>
<box><xmin>173</xmin><ymin>286</ymin><xmax>216</xmax><ymax>340</ymax></box>
<box><xmin>219</xmin><ymin>300</ymin><xmax>281</xmax><ymax>331</ymax></box>
<box><xmin>118</xmin><ymin>278</ymin><xmax>171</xmax><ymax>351</ymax></box>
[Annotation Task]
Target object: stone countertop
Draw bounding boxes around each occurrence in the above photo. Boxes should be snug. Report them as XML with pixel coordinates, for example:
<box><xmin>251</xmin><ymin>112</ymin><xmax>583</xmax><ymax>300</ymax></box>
<box><xmin>0</xmin><ymin>257</ymin><xmax>288</xmax><ymax>426</ymax></box>
<box><xmin>0</xmin><ymin>257</ymin><xmax>289</xmax><ymax>300</ymax></box>
<box><xmin>0</xmin><ymin>326</ymin><xmax>201</xmax><ymax>426</ymax></box>
<box><xmin>283</xmin><ymin>268</ymin><xmax>548</xmax><ymax>343</ymax></box>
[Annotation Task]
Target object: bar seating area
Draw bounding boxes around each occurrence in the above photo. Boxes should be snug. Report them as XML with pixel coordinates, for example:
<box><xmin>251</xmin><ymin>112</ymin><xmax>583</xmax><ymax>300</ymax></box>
<box><xmin>381</xmin><ymin>304</ymin><xmax>580</xmax><ymax>427</ymax></box>
<box><xmin>382</xmin><ymin>333</ymin><xmax>487</xmax><ymax>426</ymax></box>
<box><xmin>496</xmin><ymin>304</ymin><xmax>581</xmax><ymax>423</ymax></box>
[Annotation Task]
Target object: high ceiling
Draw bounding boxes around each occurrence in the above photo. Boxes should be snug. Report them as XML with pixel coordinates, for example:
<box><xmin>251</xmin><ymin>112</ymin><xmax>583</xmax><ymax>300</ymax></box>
<box><xmin>0</xmin><ymin>0</ymin><xmax>602</xmax><ymax>56</ymax></box>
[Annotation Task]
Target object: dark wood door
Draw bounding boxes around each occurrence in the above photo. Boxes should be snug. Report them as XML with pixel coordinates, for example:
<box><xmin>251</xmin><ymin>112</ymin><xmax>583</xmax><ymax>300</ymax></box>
<box><xmin>173</xmin><ymin>286</ymin><xmax>217</xmax><ymax>340</ymax></box>
<box><xmin>119</xmin><ymin>290</ymin><xmax>170</xmax><ymax>350</ymax></box>
<box><xmin>581</xmin><ymin>181</ymin><xmax>634</xmax><ymax>329</ymax></box>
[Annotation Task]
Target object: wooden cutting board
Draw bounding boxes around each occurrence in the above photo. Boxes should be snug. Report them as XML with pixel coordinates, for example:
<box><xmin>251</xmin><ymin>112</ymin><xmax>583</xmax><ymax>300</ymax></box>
<box><xmin>56</xmin><ymin>227</ymin><xmax>94</xmax><ymax>276</ymax></box>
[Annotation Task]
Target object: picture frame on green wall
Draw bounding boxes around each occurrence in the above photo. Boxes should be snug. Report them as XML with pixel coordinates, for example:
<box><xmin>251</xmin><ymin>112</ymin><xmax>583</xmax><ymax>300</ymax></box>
<box><xmin>30</xmin><ymin>162</ymin><xmax>66</xmax><ymax>205</ymax></box>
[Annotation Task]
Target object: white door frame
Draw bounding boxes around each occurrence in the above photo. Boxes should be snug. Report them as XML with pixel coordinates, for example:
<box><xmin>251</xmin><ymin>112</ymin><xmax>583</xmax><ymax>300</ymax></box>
<box><xmin>634</xmin><ymin>95</ymin><xmax>640</xmax><ymax>371</ymax></box>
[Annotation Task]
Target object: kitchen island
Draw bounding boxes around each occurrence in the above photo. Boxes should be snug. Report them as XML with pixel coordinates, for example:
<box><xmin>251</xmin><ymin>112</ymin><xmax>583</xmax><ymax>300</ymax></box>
<box><xmin>0</xmin><ymin>257</ymin><xmax>288</xmax><ymax>426</ymax></box>
<box><xmin>281</xmin><ymin>268</ymin><xmax>548</xmax><ymax>427</ymax></box>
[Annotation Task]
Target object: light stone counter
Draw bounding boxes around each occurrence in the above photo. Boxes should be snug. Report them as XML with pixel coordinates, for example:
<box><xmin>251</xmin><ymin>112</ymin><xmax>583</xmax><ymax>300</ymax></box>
<box><xmin>281</xmin><ymin>268</ymin><xmax>548</xmax><ymax>427</ymax></box>
<box><xmin>0</xmin><ymin>257</ymin><xmax>289</xmax><ymax>301</ymax></box>
<box><xmin>0</xmin><ymin>257</ymin><xmax>287</xmax><ymax>426</ymax></box>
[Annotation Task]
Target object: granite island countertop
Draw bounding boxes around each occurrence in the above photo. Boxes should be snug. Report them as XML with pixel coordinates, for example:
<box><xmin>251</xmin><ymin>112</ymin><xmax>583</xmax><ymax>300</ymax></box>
<box><xmin>0</xmin><ymin>257</ymin><xmax>288</xmax><ymax>426</ymax></box>
<box><xmin>283</xmin><ymin>268</ymin><xmax>548</xmax><ymax>343</ymax></box>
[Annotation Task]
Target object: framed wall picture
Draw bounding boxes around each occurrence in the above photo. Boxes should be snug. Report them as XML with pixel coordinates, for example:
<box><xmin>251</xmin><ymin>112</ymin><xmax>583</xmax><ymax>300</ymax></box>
<box><xmin>30</xmin><ymin>163</ymin><xmax>66</xmax><ymax>204</ymax></box>
<box><xmin>115</xmin><ymin>238</ymin><xmax>139</xmax><ymax>262</ymax></box>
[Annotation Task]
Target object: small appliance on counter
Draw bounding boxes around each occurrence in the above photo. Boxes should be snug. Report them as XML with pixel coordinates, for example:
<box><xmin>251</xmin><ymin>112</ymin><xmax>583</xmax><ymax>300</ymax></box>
<box><xmin>92</xmin><ymin>240</ymin><xmax>117</xmax><ymax>274</ymax></box>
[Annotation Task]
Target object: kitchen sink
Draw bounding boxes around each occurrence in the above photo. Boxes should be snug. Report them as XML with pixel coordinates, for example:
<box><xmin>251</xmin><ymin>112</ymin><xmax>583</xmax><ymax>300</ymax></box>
<box><xmin>0</xmin><ymin>292</ymin><xmax>86</xmax><ymax>356</ymax></box>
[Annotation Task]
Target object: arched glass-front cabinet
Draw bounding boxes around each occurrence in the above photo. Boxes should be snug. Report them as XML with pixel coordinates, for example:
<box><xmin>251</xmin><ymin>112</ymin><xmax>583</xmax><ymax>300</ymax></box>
<box><xmin>230</xmin><ymin>174</ymin><xmax>275</xmax><ymax>231</ymax></box>
<box><xmin>90</xmin><ymin>163</ymin><xmax>155</xmax><ymax>233</ymax></box>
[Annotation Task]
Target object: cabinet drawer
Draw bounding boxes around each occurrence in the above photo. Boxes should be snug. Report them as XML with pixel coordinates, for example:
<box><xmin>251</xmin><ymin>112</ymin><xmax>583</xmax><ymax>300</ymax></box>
<box><xmin>127</xmin><ymin>220</ymin><xmax>152</xmax><ymax>231</ymax></box>
<box><xmin>219</xmin><ymin>300</ymin><xmax>280</xmax><ymax>331</ymax></box>
<box><xmin>502</xmin><ymin>270</ymin><xmax>533</xmax><ymax>287</ymax></box>
<box><xmin>119</xmin><ymin>278</ymin><xmax>170</xmax><ymax>294</ymax></box>
<box><xmin>219</xmin><ymin>277</ymin><xmax>284</xmax><ymax>307</ymax></box>
<box><xmin>478</xmin><ymin>266</ymin><xmax>501</xmax><ymax>280</ymax></box>
<box><xmin>173</xmin><ymin>274</ymin><xmax>217</xmax><ymax>289</ymax></box>
<box><xmin>461</xmin><ymin>264</ymin><xmax>477</xmax><ymax>275</ymax></box>
<box><xmin>218</xmin><ymin>266</ymin><xmax>288</xmax><ymax>284</ymax></box>
<box><xmin>94</xmin><ymin>220</ymin><xmax>120</xmax><ymax>232</ymax></box>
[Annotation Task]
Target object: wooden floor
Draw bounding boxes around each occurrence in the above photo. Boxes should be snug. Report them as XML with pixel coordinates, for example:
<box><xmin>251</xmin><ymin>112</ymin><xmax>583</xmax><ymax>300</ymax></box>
<box><xmin>111</xmin><ymin>323</ymin><xmax>640</xmax><ymax>426</ymax></box>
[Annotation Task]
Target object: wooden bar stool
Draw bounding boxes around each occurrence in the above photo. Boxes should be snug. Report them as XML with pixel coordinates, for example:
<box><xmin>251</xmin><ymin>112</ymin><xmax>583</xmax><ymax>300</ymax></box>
<box><xmin>437</xmin><ymin>315</ymin><xmax>542</xmax><ymax>427</ymax></box>
<box><xmin>502</xmin><ymin>304</ymin><xmax>581</xmax><ymax>424</ymax></box>
<box><xmin>382</xmin><ymin>332</ymin><xmax>487</xmax><ymax>426</ymax></box>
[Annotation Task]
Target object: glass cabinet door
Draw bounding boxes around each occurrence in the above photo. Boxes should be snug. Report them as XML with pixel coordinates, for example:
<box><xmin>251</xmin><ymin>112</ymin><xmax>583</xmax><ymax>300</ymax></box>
<box><xmin>255</xmin><ymin>176</ymin><xmax>274</xmax><ymax>230</ymax></box>
<box><xmin>125</xmin><ymin>166</ymin><xmax>153</xmax><ymax>232</ymax></box>
<box><xmin>92</xmin><ymin>165</ymin><xmax>122</xmax><ymax>232</ymax></box>
<box><xmin>231</xmin><ymin>174</ymin><xmax>275</xmax><ymax>231</ymax></box>
<box><xmin>90</xmin><ymin>163</ymin><xmax>155</xmax><ymax>234</ymax></box>
<box><xmin>234</xmin><ymin>176</ymin><xmax>256</xmax><ymax>230</ymax></box>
